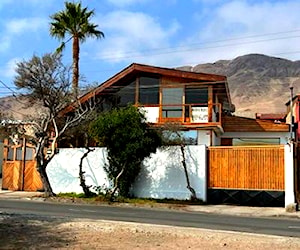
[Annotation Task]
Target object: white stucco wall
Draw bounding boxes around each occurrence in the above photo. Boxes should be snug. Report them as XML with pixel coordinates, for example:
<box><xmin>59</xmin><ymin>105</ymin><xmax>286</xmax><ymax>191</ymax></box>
<box><xmin>197</xmin><ymin>130</ymin><xmax>210</xmax><ymax>146</ymax></box>
<box><xmin>47</xmin><ymin>145</ymin><xmax>207</xmax><ymax>201</ymax></box>
<box><xmin>284</xmin><ymin>144</ymin><xmax>295</xmax><ymax>208</ymax></box>
<box><xmin>47</xmin><ymin>148</ymin><xmax>110</xmax><ymax>194</ymax></box>
<box><xmin>221</xmin><ymin>132</ymin><xmax>290</xmax><ymax>144</ymax></box>
<box><xmin>132</xmin><ymin>145</ymin><xmax>207</xmax><ymax>201</ymax></box>
<box><xmin>212</xmin><ymin>131</ymin><xmax>220</xmax><ymax>146</ymax></box>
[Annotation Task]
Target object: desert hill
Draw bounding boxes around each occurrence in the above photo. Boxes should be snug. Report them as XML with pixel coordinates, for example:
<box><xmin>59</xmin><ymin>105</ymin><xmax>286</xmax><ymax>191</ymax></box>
<box><xmin>1</xmin><ymin>54</ymin><xmax>300</xmax><ymax>120</ymax></box>
<box><xmin>183</xmin><ymin>54</ymin><xmax>300</xmax><ymax>117</ymax></box>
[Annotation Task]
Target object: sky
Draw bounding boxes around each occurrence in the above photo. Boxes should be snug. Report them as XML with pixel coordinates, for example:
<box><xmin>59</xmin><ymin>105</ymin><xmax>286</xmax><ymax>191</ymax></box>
<box><xmin>0</xmin><ymin>0</ymin><xmax>300</xmax><ymax>96</ymax></box>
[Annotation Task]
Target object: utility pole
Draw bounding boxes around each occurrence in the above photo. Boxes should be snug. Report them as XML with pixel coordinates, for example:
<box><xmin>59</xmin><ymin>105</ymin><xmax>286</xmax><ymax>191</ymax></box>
<box><xmin>290</xmin><ymin>86</ymin><xmax>294</xmax><ymax>141</ymax></box>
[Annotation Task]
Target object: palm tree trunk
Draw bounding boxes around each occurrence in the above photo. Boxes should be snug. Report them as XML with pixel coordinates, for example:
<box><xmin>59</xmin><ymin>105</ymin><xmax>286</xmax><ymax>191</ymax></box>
<box><xmin>72</xmin><ymin>36</ymin><xmax>80</xmax><ymax>97</ymax></box>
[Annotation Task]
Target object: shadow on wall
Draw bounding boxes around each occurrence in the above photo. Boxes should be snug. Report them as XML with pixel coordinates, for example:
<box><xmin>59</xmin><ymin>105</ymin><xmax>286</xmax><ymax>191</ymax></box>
<box><xmin>131</xmin><ymin>145</ymin><xmax>206</xmax><ymax>200</ymax></box>
<box><xmin>47</xmin><ymin>146</ymin><xmax>207</xmax><ymax>199</ymax></box>
<box><xmin>84</xmin><ymin>148</ymin><xmax>110</xmax><ymax>192</ymax></box>
<box><xmin>47</xmin><ymin>148</ymin><xmax>110</xmax><ymax>194</ymax></box>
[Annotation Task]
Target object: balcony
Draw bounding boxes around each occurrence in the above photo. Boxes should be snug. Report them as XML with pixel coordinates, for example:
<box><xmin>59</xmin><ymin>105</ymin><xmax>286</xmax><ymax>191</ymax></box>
<box><xmin>138</xmin><ymin>103</ymin><xmax>222</xmax><ymax>128</ymax></box>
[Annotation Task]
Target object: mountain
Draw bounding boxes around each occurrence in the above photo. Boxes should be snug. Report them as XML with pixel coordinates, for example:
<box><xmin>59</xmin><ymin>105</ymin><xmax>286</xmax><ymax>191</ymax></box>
<box><xmin>180</xmin><ymin>54</ymin><xmax>300</xmax><ymax>118</ymax></box>
<box><xmin>1</xmin><ymin>54</ymin><xmax>300</xmax><ymax>120</ymax></box>
<box><xmin>0</xmin><ymin>95</ymin><xmax>43</xmax><ymax>121</ymax></box>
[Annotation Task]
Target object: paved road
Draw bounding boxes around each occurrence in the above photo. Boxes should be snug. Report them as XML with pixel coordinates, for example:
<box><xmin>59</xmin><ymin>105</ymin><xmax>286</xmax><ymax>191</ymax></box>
<box><xmin>1</xmin><ymin>199</ymin><xmax>300</xmax><ymax>237</ymax></box>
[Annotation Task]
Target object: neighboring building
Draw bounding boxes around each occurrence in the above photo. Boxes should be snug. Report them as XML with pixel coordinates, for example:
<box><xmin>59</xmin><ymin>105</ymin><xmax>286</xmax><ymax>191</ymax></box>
<box><xmin>286</xmin><ymin>94</ymin><xmax>300</xmax><ymax>143</ymax></box>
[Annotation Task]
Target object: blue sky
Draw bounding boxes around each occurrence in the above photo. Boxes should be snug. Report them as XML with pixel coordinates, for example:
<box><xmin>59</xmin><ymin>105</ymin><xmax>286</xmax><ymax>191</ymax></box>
<box><xmin>0</xmin><ymin>0</ymin><xmax>300</xmax><ymax>96</ymax></box>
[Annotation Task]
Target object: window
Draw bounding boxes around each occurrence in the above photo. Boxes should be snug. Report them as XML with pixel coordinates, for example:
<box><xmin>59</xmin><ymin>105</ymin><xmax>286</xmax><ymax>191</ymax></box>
<box><xmin>162</xmin><ymin>87</ymin><xmax>183</xmax><ymax>118</ymax></box>
<box><xmin>185</xmin><ymin>87</ymin><xmax>208</xmax><ymax>104</ymax></box>
<box><xmin>16</xmin><ymin>147</ymin><xmax>22</xmax><ymax>160</ymax></box>
<box><xmin>232</xmin><ymin>138</ymin><xmax>280</xmax><ymax>146</ymax></box>
<box><xmin>7</xmin><ymin>147</ymin><xmax>14</xmax><ymax>161</ymax></box>
<box><xmin>185</xmin><ymin>87</ymin><xmax>208</xmax><ymax>121</ymax></box>
<box><xmin>25</xmin><ymin>147</ymin><xmax>34</xmax><ymax>160</ymax></box>
<box><xmin>139</xmin><ymin>77</ymin><xmax>159</xmax><ymax>104</ymax></box>
<box><xmin>114</xmin><ymin>80</ymin><xmax>136</xmax><ymax>107</ymax></box>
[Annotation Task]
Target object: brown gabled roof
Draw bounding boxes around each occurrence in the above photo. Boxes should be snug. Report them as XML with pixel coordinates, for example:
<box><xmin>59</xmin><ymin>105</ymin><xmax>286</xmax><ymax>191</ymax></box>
<box><xmin>223</xmin><ymin>115</ymin><xmax>289</xmax><ymax>132</ymax></box>
<box><xmin>63</xmin><ymin>63</ymin><xmax>230</xmax><ymax>114</ymax></box>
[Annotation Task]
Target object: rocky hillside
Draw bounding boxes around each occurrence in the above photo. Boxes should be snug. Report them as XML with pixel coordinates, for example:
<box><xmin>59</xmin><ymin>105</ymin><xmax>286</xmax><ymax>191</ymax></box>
<box><xmin>1</xmin><ymin>54</ymin><xmax>300</xmax><ymax>120</ymax></box>
<box><xmin>0</xmin><ymin>95</ymin><xmax>43</xmax><ymax>121</ymax></box>
<box><xmin>189</xmin><ymin>54</ymin><xmax>300</xmax><ymax>117</ymax></box>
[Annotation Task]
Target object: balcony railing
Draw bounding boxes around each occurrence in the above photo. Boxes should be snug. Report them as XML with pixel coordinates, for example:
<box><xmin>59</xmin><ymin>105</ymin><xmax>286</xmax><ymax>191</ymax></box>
<box><xmin>138</xmin><ymin>103</ymin><xmax>222</xmax><ymax>126</ymax></box>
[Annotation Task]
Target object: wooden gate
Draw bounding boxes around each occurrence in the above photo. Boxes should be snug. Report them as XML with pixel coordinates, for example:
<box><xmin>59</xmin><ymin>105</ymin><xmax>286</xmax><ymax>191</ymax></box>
<box><xmin>2</xmin><ymin>138</ymin><xmax>43</xmax><ymax>191</ymax></box>
<box><xmin>207</xmin><ymin>145</ymin><xmax>285</xmax><ymax>206</ymax></box>
<box><xmin>208</xmin><ymin>145</ymin><xmax>285</xmax><ymax>190</ymax></box>
<box><xmin>208</xmin><ymin>145</ymin><xmax>284</xmax><ymax>191</ymax></box>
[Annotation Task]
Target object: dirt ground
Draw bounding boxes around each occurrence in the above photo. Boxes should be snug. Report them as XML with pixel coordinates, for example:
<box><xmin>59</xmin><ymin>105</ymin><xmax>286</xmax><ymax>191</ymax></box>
<box><xmin>1</xmin><ymin>212</ymin><xmax>300</xmax><ymax>249</ymax></box>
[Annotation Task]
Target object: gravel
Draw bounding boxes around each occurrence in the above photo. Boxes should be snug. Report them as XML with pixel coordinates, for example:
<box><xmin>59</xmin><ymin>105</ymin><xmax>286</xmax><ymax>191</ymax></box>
<box><xmin>1</xmin><ymin>212</ymin><xmax>300</xmax><ymax>249</ymax></box>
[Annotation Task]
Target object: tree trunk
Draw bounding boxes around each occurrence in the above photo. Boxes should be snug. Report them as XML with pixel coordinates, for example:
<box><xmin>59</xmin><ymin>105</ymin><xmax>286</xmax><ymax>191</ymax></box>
<box><xmin>79</xmin><ymin>147</ymin><xmax>95</xmax><ymax>197</ymax></box>
<box><xmin>72</xmin><ymin>36</ymin><xmax>80</xmax><ymax>98</ymax></box>
<box><xmin>36</xmin><ymin>155</ymin><xmax>55</xmax><ymax>197</ymax></box>
<box><xmin>110</xmin><ymin>165</ymin><xmax>125</xmax><ymax>199</ymax></box>
<box><xmin>180</xmin><ymin>144</ymin><xmax>197</xmax><ymax>200</ymax></box>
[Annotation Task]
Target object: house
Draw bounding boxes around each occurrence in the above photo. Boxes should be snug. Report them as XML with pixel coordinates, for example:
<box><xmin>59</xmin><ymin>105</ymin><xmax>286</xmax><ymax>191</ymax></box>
<box><xmin>64</xmin><ymin>63</ymin><xmax>289</xmax><ymax>147</ymax></box>
<box><xmin>3</xmin><ymin>63</ymin><xmax>293</xmax><ymax>208</ymax></box>
<box><xmin>57</xmin><ymin>63</ymin><xmax>294</xmax><ymax>208</ymax></box>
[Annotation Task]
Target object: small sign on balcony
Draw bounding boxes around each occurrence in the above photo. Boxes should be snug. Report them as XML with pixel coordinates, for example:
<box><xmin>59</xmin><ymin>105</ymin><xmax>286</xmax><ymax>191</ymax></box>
<box><xmin>191</xmin><ymin>107</ymin><xmax>208</xmax><ymax>123</ymax></box>
<box><xmin>139</xmin><ymin>107</ymin><xmax>159</xmax><ymax>123</ymax></box>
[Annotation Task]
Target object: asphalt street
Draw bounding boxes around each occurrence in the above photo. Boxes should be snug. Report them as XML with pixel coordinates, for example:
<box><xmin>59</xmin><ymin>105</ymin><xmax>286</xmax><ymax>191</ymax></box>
<box><xmin>0</xmin><ymin>199</ymin><xmax>300</xmax><ymax>237</ymax></box>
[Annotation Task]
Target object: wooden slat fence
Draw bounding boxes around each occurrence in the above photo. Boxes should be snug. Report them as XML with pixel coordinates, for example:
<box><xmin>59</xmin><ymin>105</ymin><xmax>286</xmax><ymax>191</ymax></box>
<box><xmin>208</xmin><ymin>145</ymin><xmax>285</xmax><ymax>191</ymax></box>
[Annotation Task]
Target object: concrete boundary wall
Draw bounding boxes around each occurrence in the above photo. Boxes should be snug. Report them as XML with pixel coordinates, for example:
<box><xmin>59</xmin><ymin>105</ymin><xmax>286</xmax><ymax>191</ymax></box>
<box><xmin>47</xmin><ymin>145</ymin><xmax>207</xmax><ymax>201</ymax></box>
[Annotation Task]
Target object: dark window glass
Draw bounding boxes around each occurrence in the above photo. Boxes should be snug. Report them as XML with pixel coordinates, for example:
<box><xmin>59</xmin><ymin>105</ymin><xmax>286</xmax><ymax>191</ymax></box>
<box><xmin>162</xmin><ymin>88</ymin><xmax>183</xmax><ymax>118</ymax></box>
<box><xmin>16</xmin><ymin>147</ymin><xmax>22</xmax><ymax>160</ymax></box>
<box><xmin>139</xmin><ymin>77</ymin><xmax>159</xmax><ymax>104</ymax></box>
<box><xmin>232</xmin><ymin>138</ymin><xmax>280</xmax><ymax>146</ymax></box>
<box><xmin>25</xmin><ymin>147</ymin><xmax>34</xmax><ymax>161</ymax></box>
<box><xmin>115</xmin><ymin>81</ymin><xmax>136</xmax><ymax>107</ymax></box>
<box><xmin>185</xmin><ymin>87</ymin><xmax>208</xmax><ymax>104</ymax></box>
<box><xmin>7</xmin><ymin>147</ymin><xmax>14</xmax><ymax>161</ymax></box>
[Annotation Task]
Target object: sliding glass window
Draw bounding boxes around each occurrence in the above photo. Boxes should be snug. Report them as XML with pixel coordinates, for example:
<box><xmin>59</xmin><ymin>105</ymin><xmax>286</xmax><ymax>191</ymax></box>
<box><xmin>139</xmin><ymin>77</ymin><xmax>159</xmax><ymax>105</ymax></box>
<box><xmin>162</xmin><ymin>87</ymin><xmax>183</xmax><ymax>118</ymax></box>
<box><xmin>115</xmin><ymin>80</ymin><xmax>136</xmax><ymax>107</ymax></box>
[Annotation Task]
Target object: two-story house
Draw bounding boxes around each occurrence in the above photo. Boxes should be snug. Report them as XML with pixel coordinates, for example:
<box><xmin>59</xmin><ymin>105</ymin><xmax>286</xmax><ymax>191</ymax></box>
<box><xmin>64</xmin><ymin>63</ymin><xmax>289</xmax><ymax>147</ymax></box>
<box><xmin>48</xmin><ymin>63</ymin><xmax>295</xmax><ymax>207</ymax></box>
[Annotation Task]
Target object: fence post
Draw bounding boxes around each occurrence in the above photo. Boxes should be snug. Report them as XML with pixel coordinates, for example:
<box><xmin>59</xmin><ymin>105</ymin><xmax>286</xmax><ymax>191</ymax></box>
<box><xmin>285</xmin><ymin>143</ymin><xmax>297</xmax><ymax>211</ymax></box>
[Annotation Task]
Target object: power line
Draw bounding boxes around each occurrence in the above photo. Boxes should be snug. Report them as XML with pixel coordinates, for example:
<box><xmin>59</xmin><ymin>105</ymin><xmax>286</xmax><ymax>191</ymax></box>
<box><xmin>99</xmin><ymin>35</ymin><xmax>300</xmax><ymax>61</ymax></box>
<box><xmin>93</xmin><ymin>29</ymin><xmax>300</xmax><ymax>59</ymax></box>
<box><xmin>59</xmin><ymin>29</ymin><xmax>300</xmax><ymax>66</ymax></box>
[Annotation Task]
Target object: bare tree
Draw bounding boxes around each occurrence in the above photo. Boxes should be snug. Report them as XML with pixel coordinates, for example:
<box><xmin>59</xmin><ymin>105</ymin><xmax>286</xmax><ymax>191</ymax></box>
<box><xmin>14</xmin><ymin>53</ymin><xmax>93</xmax><ymax>196</ymax></box>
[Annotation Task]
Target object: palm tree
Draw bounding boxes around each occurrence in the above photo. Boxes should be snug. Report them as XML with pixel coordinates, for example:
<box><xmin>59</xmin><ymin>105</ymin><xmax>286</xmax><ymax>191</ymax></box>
<box><xmin>50</xmin><ymin>1</ymin><xmax>104</xmax><ymax>97</ymax></box>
